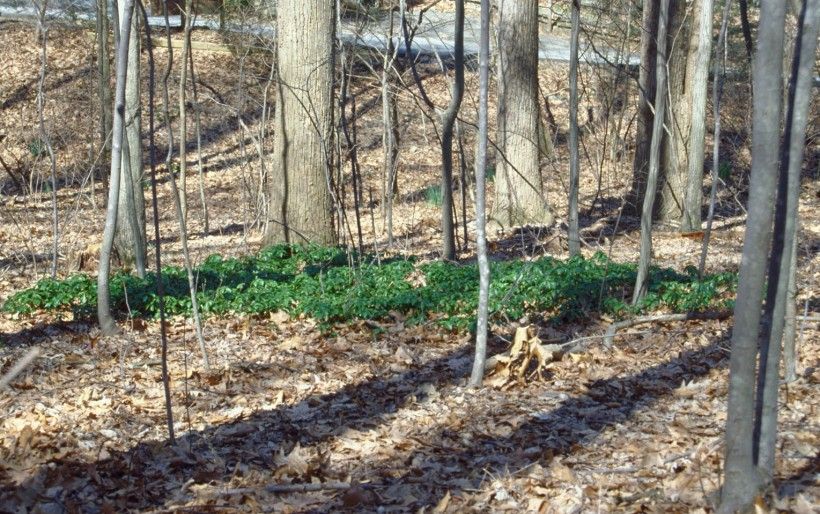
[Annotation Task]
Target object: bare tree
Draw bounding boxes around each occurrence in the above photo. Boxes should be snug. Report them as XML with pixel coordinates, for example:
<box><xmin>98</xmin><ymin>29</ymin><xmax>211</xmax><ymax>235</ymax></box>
<box><xmin>720</xmin><ymin>0</ymin><xmax>787</xmax><ymax>510</ymax></box>
<box><xmin>567</xmin><ymin>0</ymin><xmax>580</xmax><ymax>257</ymax></box>
<box><xmin>98</xmin><ymin>0</ymin><xmax>137</xmax><ymax>335</ymax></box>
<box><xmin>95</xmin><ymin>0</ymin><xmax>112</xmax><ymax>156</ymax></box>
<box><xmin>632</xmin><ymin>0</ymin><xmax>669</xmax><ymax>304</ymax></box>
<box><xmin>493</xmin><ymin>0</ymin><xmax>553</xmax><ymax>230</ymax></box>
<box><xmin>439</xmin><ymin>0</ymin><xmax>465</xmax><ymax>260</ymax></box>
<box><xmin>469</xmin><ymin>0</ymin><xmax>491</xmax><ymax>388</ymax></box>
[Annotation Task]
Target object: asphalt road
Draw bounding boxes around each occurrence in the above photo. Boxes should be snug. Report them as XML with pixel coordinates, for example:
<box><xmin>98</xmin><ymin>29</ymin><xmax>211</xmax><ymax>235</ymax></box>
<box><xmin>0</xmin><ymin>3</ymin><xmax>638</xmax><ymax>65</ymax></box>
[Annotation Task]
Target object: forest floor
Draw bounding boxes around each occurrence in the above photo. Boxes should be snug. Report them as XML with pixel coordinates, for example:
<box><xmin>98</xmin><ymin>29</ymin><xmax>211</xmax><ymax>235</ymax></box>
<box><xmin>0</xmin><ymin>20</ymin><xmax>818</xmax><ymax>513</ymax></box>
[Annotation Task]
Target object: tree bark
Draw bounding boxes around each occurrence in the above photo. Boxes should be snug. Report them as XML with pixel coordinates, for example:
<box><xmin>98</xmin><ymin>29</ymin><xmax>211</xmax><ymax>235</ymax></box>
<box><xmin>680</xmin><ymin>0</ymin><xmax>714</xmax><ymax>232</ymax></box>
<box><xmin>632</xmin><ymin>0</ymin><xmax>669</xmax><ymax>305</ymax></box>
<box><xmin>493</xmin><ymin>0</ymin><xmax>552</xmax><ymax>230</ymax></box>
<box><xmin>469</xmin><ymin>0</ymin><xmax>491</xmax><ymax>388</ymax></box>
<box><xmin>567</xmin><ymin>0</ymin><xmax>580</xmax><ymax>257</ymax></box>
<box><xmin>720</xmin><ymin>0</ymin><xmax>787</xmax><ymax>511</ymax></box>
<box><xmin>98</xmin><ymin>0</ymin><xmax>136</xmax><ymax>335</ymax></box>
<box><xmin>264</xmin><ymin>0</ymin><xmax>336</xmax><ymax>245</ymax></box>
<box><xmin>439</xmin><ymin>0</ymin><xmax>464</xmax><ymax>260</ymax></box>
<box><xmin>95</xmin><ymin>0</ymin><xmax>112</xmax><ymax>155</ymax></box>
<box><xmin>754</xmin><ymin>0</ymin><xmax>818</xmax><ymax>483</ymax></box>
<box><xmin>114</xmin><ymin>0</ymin><xmax>146</xmax><ymax>277</ymax></box>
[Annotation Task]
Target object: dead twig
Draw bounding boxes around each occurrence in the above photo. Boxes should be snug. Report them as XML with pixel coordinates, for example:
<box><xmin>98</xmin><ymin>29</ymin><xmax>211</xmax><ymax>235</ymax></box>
<box><xmin>603</xmin><ymin>310</ymin><xmax>732</xmax><ymax>347</ymax></box>
<box><xmin>218</xmin><ymin>481</ymin><xmax>353</xmax><ymax>496</ymax></box>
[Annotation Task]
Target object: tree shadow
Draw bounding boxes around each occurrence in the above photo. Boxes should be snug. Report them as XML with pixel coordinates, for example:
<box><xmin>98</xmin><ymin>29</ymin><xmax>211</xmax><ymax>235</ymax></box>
<box><xmin>0</xmin><ymin>326</ymin><xmax>730</xmax><ymax>511</ymax></box>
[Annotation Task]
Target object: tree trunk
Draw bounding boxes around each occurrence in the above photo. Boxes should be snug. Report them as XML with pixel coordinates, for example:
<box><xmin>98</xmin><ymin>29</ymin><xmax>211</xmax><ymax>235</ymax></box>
<box><xmin>567</xmin><ymin>0</ymin><xmax>580</xmax><ymax>257</ymax></box>
<box><xmin>632</xmin><ymin>0</ymin><xmax>669</xmax><ymax>304</ymax></box>
<box><xmin>264</xmin><ymin>0</ymin><xmax>335</xmax><ymax>245</ymax></box>
<box><xmin>719</xmin><ymin>0</ymin><xmax>787</xmax><ymax>510</ymax></box>
<box><xmin>493</xmin><ymin>0</ymin><xmax>552</xmax><ymax>230</ymax></box>
<box><xmin>439</xmin><ymin>0</ymin><xmax>464</xmax><ymax>260</ymax></box>
<box><xmin>680</xmin><ymin>0</ymin><xmax>714</xmax><ymax>231</ymax></box>
<box><xmin>95</xmin><ymin>0</ymin><xmax>112</xmax><ymax>155</ymax></box>
<box><xmin>625</xmin><ymin>0</ymin><xmax>658</xmax><ymax>215</ymax></box>
<box><xmin>754</xmin><ymin>0</ymin><xmax>818</xmax><ymax>483</ymax></box>
<box><xmin>98</xmin><ymin>0</ymin><xmax>136</xmax><ymax>335</ymax></box>
<box><xmin>657</xmin><ymin>0</ymin><xmax>691</xmax><ymax>227</ymax></box>
<box><xmin>469</xmin><ymin>0</ymin><xmax>491</xmax><ymax>388</ymax></box>
<box><xmin>114</xmin><ymin>0</ymin><xmax>146</xmax><ymax>277</ymax></box>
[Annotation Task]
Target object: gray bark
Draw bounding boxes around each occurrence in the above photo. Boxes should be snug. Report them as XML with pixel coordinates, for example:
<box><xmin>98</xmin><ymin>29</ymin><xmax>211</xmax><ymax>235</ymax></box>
<box><xmin>95</xmin><ymin>0</ymin><xmax>112</xmax><ymax>154</ymax></box>
<box><xmin>469</xmin><ymin>0</ymin><xmax>490</xmax><ymax>388</ymax></box>
<box><xmin>698</xmin><ymin>0</ymin><xmax>732</xmax><ymax>278</ymax></box>
<box><xmin>680</xmin><ymin>0</ymin><xmax>714</xmax><ymax>232</ymax></box>
<box><xmin>264</xmin><ymin>0</ymin><xmax>335</xmax><ymax>245</ymax></box>
<box><xmin>493</xmin><ymin>0</ymin><xmax>552</xmax><ymax>230</ymax></box>
<box><xmin>439</xmin><ymin>0</ymin><xmax>464</xmax><ymax>260</ymax></box>
<box><xmin>567</xmin><ymin>0</ymin><xmax>580</xmax><ymax>257</ymax></box>
<box><xmin>114</xmin><ymin>0</ymin><xmax>146</xmax><ymax>277</ymax></box>
<box><xmin>719</xmin><ymin>0</ymin><xmax>787</xmax><ymax>511</ymax></box>
<box><xmin>98</xmin><ymin>0</ymin><xmax>136</xmax><ymax>335</ymax></box>
<box><xmin>782</xmin><ymin>232</ymin><xmax>799</xmax><ymax>382</ymax></box>
<box><xmin>754</xmin><ymin>0</ymin><xmax>818</xmax><ymax>483</ymax></box>
<box><xmin>632</xmin><ymin>0</ymin><xmax>669</xmax><ymax>305</ymax></box>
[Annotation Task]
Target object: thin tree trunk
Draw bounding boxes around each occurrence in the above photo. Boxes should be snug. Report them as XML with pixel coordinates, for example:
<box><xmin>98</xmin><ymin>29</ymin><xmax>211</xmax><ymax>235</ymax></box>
<box><xmin>738</xmin><ymin>0</ymin><xmax>754</xmax><ymax>66</ymax></box>
<box><xmin>782</xmin><ymin>232</ymin><xmax>799</xmax><ymax>382</ymax></box>
<box><xmin>632</xmin><ymin>0</ymin><xmax>669</xmax><ymax>304</ymax></box>
<box><xmin>698</xmin><ymin>0</ymin><xmax>732</xmax><ymax>278</ymax></box>
<box><xmin>719</xmin><ymin>0</ymin><xmax>787</xmax><ymax>510</ymax></box>
<box><xmin>98</xmin><ymin>0</ymin><xmax>136</xmax><ymax>336</ymax></box>
<box><xmin>567</xmin><ymin>0</ymin><xmax>580</xmax><ymax>257</ymax></box>
<box><xmin>754</xmin><ymin>0</ymin><xmax>818</xmax><ymax>482</ymax></box>
<box><xmin>177</xmin><ymin>0</ymin><xmax>193</xmax><ymax>223</ymax></box>
<box><xmin>159</xmin><ymin>5</ymin><xmax>210</xmax><ymax>370</ymax></box>
<box><xmin>188</xmin><ymin>46</ymin><xmax>209</xmax><ymax>236</ymax></box>
<box><xmin>382</xmin><ymin>4</ymin><xmax>400</xmax><ymax>247</ymax></box>
<box><xmin>681</xmin><ymin>0</ymin><xmax>714</xmax><ymax>232</ymax></box>
<box><xmin>138</xmin><ymin>0</ymin><xmax>175</xmax><ymax>444</ymax></box>
<box><xmin>469</xmin><ymin>0</ymin><xmax>491</xmax><ymax>388</ymax></box>
<box><xmin>96</xmin><ymin>0</ymin><xmax>112</xmax><ymax>155</ymax></box>
<box><xmin>439</xmin><ymin>0</ymin><xmax>464</xmax><ymax>261</ymax></box>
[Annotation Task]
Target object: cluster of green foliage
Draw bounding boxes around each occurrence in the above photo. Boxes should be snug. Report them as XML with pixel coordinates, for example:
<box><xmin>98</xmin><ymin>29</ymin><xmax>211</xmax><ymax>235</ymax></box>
<box><xmin>3</xmin><ymin>245</ymin><xmax>736</xmax><ymax>330</ymax></box>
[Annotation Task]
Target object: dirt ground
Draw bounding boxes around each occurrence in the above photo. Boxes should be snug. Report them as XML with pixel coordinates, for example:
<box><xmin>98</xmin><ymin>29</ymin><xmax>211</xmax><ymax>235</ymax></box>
<box><xmin>0</xmin><ymin>19</ymin><xmax>818</xmax><ymax>513</ymax></box>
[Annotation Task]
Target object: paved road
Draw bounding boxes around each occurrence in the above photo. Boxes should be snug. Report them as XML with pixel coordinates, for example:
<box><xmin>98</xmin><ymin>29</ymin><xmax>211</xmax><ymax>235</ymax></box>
<box><xmin>0</xmin><ymin>4</ymin><xmax>637</xmax><ymax>65</ymax></box>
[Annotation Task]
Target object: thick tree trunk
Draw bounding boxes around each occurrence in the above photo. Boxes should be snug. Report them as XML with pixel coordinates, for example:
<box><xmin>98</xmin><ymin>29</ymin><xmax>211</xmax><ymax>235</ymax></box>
<box><xmin>680</xmin><ymin>0</ymin><xmax>714</xmax><ymax>231</ymax></box>
<box><xmin>657</xmin><ymin>0</ymin><xmax>691</xmax><ymax>227</ymax></box>
<box><xmin>114</xmin><ymin>1</ymin><xmax>146</xmax><ymax>276</ymax></box>
<box><xmin>493</xmin><ymin>0</ymin><xmax>552</xmax><ymax>229</ymax></box>
<box><xmin>264</xmin><ymin>0</ymin><xmax>335</xmax><ymax>245</ymax></box>
<box><xmin>720</xmin><ymin>0</ymin><xmax>787</xmax><ymax>511</ymax></box>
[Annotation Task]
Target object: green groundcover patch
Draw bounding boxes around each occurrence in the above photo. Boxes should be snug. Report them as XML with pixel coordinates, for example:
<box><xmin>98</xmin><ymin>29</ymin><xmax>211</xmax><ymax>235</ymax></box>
<box><xmin>3</xmin><ymin>245</ymin><xmax>737</xmax><ymax>330</ymax></box>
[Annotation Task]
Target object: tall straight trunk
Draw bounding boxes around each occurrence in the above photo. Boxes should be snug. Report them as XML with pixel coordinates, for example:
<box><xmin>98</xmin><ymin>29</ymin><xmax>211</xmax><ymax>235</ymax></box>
<box><xmin>264</xmin><ymin>0</ymin><xmax>335</xmax><ymax>245</ymax></box>
<box><xmin>680</xmin><ymin>0</ymin><xmax>714</xmax><ymax>231</ymax></box>
<box><xmin>754</xmin><ymin>0</ymin><xmax>818</xmax><ymax>482</ymax></box>
<box><xmin>439</xmin><ymin>0</ymin><xmax>464</xmax><ymax>260</ymax></box>
<box><xmin>382</xmin><ymin>4</ymin><xmax>400</xmax><ymax>247</ymax></box>
<box><xmin>95</xmin><ymin>0</ymin><xmax>112</xmax><ymax>154</ymax></box>
<box><xmin>493</xmin><ymin>0</ymin><xmax>552</xmax><ymax>229</ymax></box>
<box><xmin>657</xmin><ymin>0</ymin><xmax>691</xmax><ymax>227</ymax></box>
<box><xmin>98</xmin><ymin>0</ymin><xmax>136</xmax><ymax>335</ymax></box>
<box><xmin>698</xmin><ymin>0</ymin><xmax>732</xmax><ymax>278</ymax></box>
<box><xmin>625</xmin><ymin>0</ymin><xmax>658</xmax><ymax>214</ymax></box>
<box><xmin>178</xmin><ymin>0</ymin><xmax>193</xmax><ymax>223</ymax></box>
<box><xmin>567</xmin><ymin>0</ymin><xmax>580</xmax><ymax>257</ymax></box>
<box><xmin>632</xmin><ymin>0</ymin><xmax>669</xmax><ymax>304</ymax></box>
<box><xmin>782</xmin><ymin>232</ymin><xmax>799</xmax><ymax>382</ymax></box>
<box><xmin>114</xmin><ymin>0</ymin><xmax>146</xmax><ymax>277</ymax></box>
<box><xmin>469</xmin><ymin>0</ymin><xmax>491</xmax><ymax>388</ymax></box>
<box><xmin>719</xmin><ymin>0</ymin><xmax>786</xmax><ymax>511</ymax></box>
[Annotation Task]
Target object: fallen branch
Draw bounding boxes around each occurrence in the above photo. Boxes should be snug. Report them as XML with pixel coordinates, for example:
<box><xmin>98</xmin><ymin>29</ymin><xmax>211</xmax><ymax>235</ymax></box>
<box><xmin>0</xmin><ymin>347</ymin><xmax>41</xmax><ymax>390</ymax></box>
<box><xmin>603</xmin><ymin>310</ymin><xmax>732</xmax><ymax>347</ymax></box>
<box><xmin>219</xmin><ymin>481</ymin><xmax>352</xmax><ymax>496</ymax></box>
